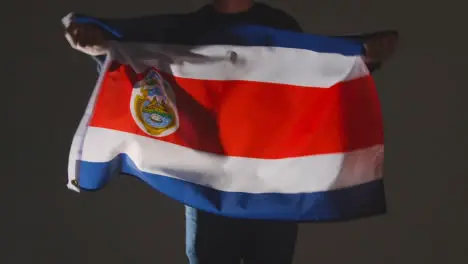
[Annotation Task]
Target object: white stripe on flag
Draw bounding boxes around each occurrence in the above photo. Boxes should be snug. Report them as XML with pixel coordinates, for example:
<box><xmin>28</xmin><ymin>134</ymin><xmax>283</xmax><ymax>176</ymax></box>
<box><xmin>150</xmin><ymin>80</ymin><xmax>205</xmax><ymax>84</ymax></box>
<box><xmin>110</xmin><ymin>42</ymin><xmax>369</xmax><ymax>88</ymax></box>
<box><xmin>67</xmin><ymin>56</ymin><xmax>112</xmax><ymax>192</ymax></box>
<box><xmin>81</xmin><ymin>127</ymin><xmax>383</xmax><ymax>194</ymax></box>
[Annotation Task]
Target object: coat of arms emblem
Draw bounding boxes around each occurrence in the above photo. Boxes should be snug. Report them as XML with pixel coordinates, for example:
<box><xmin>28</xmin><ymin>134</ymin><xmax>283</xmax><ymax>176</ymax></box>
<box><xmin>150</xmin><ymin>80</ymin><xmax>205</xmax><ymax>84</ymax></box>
<box><xmin>130</xmin><ymin>69</ymin><xmax>179</xmax><ymax>137</ymax></box>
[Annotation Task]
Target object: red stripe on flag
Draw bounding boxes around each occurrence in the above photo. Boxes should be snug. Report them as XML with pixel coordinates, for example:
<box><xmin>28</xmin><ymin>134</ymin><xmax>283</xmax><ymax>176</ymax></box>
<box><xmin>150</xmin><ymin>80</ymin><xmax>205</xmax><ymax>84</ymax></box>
<box><xmin>89</xmin><ymin>63</ymin><xmax>383</xmax><ymax>159</ymax></box>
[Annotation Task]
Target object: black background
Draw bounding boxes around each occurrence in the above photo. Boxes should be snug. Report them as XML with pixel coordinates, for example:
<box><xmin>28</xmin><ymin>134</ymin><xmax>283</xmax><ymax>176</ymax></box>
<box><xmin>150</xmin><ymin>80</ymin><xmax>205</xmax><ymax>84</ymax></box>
<box><xmin>6</xmin><ymin>0</ymin><xmax>468</xmax><ymax>263</ymax></box>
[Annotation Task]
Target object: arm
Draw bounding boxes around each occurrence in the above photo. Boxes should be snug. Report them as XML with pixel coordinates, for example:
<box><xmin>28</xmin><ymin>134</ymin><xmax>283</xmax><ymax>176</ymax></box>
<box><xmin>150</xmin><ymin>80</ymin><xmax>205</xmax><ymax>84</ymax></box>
<box><xmin>68</xmin><ymin>12</ymin><xmax>187</xmax><ymax>39</ymax></box>
<box><xmin>64</xmin><ymin>12</ymin><xmax>188</xmax><ymax>72</ymax></box>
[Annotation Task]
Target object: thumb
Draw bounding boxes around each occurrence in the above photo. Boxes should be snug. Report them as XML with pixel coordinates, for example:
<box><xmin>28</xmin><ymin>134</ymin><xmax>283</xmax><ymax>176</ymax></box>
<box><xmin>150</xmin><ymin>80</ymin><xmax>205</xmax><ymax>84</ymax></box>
<box><xmin>64</xmin><ymin>22</ymin><xmax>81</xmax><ymax>47</ymax></box>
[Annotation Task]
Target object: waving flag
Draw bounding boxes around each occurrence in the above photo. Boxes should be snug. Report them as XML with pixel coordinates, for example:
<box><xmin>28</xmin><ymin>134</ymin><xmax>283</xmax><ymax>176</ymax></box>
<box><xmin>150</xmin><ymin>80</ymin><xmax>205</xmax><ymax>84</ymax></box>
<box><xmin>65</xmin><ymin>14</ymin><xmax>385</xmax><ymax>221</ymax></box>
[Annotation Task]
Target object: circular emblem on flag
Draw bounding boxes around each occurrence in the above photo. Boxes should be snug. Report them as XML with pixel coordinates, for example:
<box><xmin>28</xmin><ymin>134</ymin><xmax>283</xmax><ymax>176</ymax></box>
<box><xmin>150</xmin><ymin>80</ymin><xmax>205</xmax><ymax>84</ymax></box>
<box><xmin>130</xmin><ymin>69</ymin><xmax>179</xmax><ymax>137</ymax></box>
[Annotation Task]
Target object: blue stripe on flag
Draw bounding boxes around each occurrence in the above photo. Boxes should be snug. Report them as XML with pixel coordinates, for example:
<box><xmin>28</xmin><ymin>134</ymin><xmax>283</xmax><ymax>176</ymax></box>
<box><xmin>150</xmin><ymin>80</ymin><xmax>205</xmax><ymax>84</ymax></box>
<box><xmin>77</xmin><ymin>154</ymin><xmax>386</xmax><ymax>221</ymax></box>
<box><xmin>73</xmin><ymin>15</ymin><xmax>364</xmax><ymax>56</ymax></box>
<box><xmin>202</xmin><ymin>26</ymin><xmax>364</xmax><ymax>56</ymax></box>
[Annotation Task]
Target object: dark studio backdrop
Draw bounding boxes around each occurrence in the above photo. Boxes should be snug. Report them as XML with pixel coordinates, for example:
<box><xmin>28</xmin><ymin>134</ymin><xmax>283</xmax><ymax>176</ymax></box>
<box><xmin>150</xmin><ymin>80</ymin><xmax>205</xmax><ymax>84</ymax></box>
<box><xmin>6</xmin><ymin>0</ymin><xmax>468</xmax><ymax>263</ymax></box>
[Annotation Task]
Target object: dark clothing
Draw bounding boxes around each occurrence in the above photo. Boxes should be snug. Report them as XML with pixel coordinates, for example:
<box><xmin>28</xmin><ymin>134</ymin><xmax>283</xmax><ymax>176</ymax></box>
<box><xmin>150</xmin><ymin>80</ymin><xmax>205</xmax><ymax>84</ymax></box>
<box><xmin>193</xmin><ymin>3</ymin><xmax>303</xmax><ymax>32</ymax></box>
<box><xmin>93</xmin><ymin>2</ymin><xmax>303</xmax><ymax>71</ymax></box>
<box><xmin>186</xmin><ymin>206</ymin><xmax>298</xmax><ymax>264</ymax></box>
<box><xmin>94</xmin><ymin>3</ymin><xmax>302</xmax><ymax>44</ymax></box>
<box><xmin>92</xmin><ymin>2</ymin><xmax>382</xmax><ymax>73</ymax></box>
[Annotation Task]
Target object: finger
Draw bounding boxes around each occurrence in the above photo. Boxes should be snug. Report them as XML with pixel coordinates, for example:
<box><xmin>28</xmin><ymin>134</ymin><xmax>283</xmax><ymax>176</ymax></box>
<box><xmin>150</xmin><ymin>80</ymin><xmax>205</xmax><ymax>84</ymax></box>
<box><xmin>66</xmin><ymin>21</ymin><xmax>80</xmax><ymax>36</ymax></box>
<box><xmin>79</xmin><ymin>26</ymin><xmax>102</xmax><ymax>47</ymax></box>
<box><xmin>92</xmin><ymin>27</ymin><xmax>106</xmax><ymax>46</ymax></box>
<box><xmin>65</xmin><ymin>22</ymin><xmax>83</xmax><ymax>46</ymax></box>
<box><xmin>86</xmin><ymin>26</ymin><xmax>102</xmax><ymax>46</ymax></box>
<box><xmin>74</xmin><ymin>26</ymin><xmax>85</xmax><ymax>47</ymax></box>
<box><xmin>65</xmin><ymin>23</ymin><xmax>81</xmax><ymax>47</ymax></box>
<box><xmin>381</xmin><ymin>35</ymin><xmax>397</xmax><ymax>59</ymax></box>
<box><xmin>388</xmin><ymin>34</ymin><xmax>399</xmax><ymax>53</ymax></box>
<box><xmin>65</xmin><ymin>31</ymin><xmax>78</xmax><ymax>47</ymax></box>
<box><xmin>363</xmin><ymin>31</ymin><xmax>399</xmax><ymax>63</ymax></box>
<box><xmin>364</xmin><ymin>39</ymin><xmax>381</xmax><ymax>62</ymax></box>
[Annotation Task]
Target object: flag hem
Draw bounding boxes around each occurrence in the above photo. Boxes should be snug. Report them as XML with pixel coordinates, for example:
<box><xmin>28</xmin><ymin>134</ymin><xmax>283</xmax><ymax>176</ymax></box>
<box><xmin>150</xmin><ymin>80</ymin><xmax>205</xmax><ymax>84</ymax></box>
<box><xmin>67</xmin><ymin>54</ymin><xmax>113</xmax><ymax>192</ymax></box>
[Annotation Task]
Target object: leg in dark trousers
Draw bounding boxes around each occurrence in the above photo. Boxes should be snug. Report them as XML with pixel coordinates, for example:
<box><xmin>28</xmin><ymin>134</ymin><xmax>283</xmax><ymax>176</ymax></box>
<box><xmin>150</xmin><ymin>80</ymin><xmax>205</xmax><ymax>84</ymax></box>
<box><xmin>185</xmin><ymin>206</ymin><xmax>298</xmax><ymax>264</ymax></box>
<box><xmin>185</xmin><ymin>206</ymin><xmax>243</xmax><ymax>264</ymax></box>
<box><xmin>241</xmin><ymin>219</ymin><xmax>298</xmax><ymax>264</ymax></box>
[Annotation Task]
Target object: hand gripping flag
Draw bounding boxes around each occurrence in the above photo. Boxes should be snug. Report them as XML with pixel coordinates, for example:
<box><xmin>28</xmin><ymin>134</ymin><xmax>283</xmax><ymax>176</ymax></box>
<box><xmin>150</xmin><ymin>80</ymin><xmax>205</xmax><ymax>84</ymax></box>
<box><xmin>64</xmin><ymin>13</ymin><xmax>385</xmax><ymax>221</ymax></box>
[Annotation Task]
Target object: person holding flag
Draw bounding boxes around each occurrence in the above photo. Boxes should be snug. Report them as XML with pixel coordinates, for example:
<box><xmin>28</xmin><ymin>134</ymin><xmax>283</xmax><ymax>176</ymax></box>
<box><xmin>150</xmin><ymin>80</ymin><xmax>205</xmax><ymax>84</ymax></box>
<box><xmin>64</xmin><ymin>0</ymin><xmax>398</xmax><ymax>263</ymax></box>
